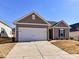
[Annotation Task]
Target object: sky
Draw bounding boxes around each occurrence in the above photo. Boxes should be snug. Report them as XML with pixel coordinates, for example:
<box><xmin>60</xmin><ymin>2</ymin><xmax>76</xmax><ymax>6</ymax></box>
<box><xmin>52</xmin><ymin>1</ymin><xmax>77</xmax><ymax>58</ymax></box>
<box><xmin>0</xmin><ymin>0</ymin><xmax>79</xmax><ymax>27</ymax></box>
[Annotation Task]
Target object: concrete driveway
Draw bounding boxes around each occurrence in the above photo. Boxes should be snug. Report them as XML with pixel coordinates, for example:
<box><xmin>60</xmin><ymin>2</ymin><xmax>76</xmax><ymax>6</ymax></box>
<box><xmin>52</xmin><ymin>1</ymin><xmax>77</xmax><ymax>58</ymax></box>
<box><xmin>1</xmin><ymin>41</ymin><xmax>78</xmax><ymax>59</ymax></box>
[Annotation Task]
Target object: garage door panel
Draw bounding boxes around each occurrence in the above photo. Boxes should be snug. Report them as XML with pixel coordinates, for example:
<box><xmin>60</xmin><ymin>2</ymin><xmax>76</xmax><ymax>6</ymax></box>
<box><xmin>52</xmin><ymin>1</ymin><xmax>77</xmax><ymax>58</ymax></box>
<box><xmin>18</xmin><ymin>28</ymin><xmax>47</xmax><ymax>41</ymax></box>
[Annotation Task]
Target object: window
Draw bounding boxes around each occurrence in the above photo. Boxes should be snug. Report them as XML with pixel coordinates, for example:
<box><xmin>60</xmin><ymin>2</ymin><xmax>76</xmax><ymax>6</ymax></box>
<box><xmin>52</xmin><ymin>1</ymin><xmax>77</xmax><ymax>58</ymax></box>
<box><xmin>1</xmin><ymin>28</ymin><xmax>5</xmax><ymax>34</ymax></box>
<box><xmin>59</xmin><ymin>29</ymin><xmax>65</xmax><ymax>38</ymax></box>
<box><xmin>32</xmin><ymin>15</ymin><xmax>35</xmax><ymax>20</ymax></box>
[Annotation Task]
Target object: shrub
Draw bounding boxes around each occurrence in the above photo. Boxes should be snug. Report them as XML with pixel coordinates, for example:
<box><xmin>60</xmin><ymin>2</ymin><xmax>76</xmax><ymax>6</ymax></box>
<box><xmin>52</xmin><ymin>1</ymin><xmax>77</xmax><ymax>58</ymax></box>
<box><xmin>70</xmin><ymin>37</ymin><xmax>74</xmax><ymax>40</ymax></box>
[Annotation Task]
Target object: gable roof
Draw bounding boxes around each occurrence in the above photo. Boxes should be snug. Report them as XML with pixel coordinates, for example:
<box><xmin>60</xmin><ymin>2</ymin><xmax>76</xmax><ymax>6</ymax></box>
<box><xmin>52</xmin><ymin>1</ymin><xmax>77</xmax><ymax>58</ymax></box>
<box><xmin>47</xmin><ymin>21</ymin><xmax>57</xmax><ymax>25</ymax></box>
<box><xmin>0</xmin><ymin>19</ymin><xmax>12</xmax><ymax>29</ymax></box>
<box><xmin>70</xmin><ymin>23</ymin><xmax>79</xmax><ymax>32</ymax></box>
<box><xmin>13</xmin><ymin>10</ymin><xmax>69</xmax><ymax>28</ymax></box>
<box><xmin>14</xmin><ymin>10</ymin><xmax>51</xmax><ymax>25</ymax></box>
<box><xmin>52</xmin><ymin>20</ymin><xmax>70</xmax><ymax>28</ymax></box>
<box><xmin>47</xmin><ymin>20</ymin><xmax>70</xmax><ymax>28</ymax></box>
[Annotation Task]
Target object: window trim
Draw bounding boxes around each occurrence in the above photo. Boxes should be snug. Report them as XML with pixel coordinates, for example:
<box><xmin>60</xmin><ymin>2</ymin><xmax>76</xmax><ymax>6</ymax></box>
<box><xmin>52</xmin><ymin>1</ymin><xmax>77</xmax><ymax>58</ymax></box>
<box><xmin>59</xmin><ymin>29</ymin><xmax>65</xmax><ymax>38</ymax></box>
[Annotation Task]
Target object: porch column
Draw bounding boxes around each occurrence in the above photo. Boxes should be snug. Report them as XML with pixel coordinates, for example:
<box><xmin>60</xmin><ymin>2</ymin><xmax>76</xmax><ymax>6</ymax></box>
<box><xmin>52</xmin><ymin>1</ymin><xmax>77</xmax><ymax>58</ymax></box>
<box><xmin>53</xmin><ymin>28</ymin><xmax>54</xmax><ymax>39</ymax></box>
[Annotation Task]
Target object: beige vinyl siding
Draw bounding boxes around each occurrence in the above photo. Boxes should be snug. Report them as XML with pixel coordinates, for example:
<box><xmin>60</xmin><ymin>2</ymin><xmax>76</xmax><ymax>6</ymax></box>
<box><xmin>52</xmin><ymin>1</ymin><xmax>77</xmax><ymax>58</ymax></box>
<box><xmin>69</xmin><ymin>31</ymin><xmax>79</xmax><ymax>40</ymax></box>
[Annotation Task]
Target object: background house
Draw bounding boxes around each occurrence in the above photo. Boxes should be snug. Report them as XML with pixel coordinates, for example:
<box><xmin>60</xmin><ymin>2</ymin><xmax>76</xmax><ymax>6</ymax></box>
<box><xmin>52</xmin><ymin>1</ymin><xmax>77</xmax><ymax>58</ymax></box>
<box><xmin>70</xmin><ymin>23</ymin><xmax>79</xmax><ymax>40</ymax></box>
<box><xmin>0</xmin><ymin>20</ymin><xmax>13</xmax><ymax>38</ymax></box>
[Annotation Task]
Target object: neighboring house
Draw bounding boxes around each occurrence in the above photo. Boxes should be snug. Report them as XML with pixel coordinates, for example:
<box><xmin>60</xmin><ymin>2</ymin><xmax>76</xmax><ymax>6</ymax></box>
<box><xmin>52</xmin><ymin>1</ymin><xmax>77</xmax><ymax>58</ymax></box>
<box><xmin>0</xmin><ymin>20</ymin><xmax>13</xmax><ymax>38</ymax></box>
<box><xmin>14</xmin><ymin>11</ymin><xmax>70</xmax><ymax>41</ymax></box>
<box><xmin>70</xmin><ymin>23</ymin><xmax>79</xmax><ymax>40</ymax></box>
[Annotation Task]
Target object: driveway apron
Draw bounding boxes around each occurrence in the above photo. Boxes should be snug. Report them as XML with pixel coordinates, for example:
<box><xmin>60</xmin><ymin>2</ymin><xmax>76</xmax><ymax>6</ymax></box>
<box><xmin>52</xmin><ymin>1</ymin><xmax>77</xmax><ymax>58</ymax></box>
<box><xmin>1</xmin><ymin>41</ymin><xmax>78</xmax><ymax>59</ymax></box>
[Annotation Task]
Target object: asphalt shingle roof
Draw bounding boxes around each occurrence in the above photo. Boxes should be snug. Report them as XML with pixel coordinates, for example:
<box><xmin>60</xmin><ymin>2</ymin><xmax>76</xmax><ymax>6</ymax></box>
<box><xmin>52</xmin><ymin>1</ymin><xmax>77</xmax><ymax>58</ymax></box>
<box><xmin>47</xmin><ymin>21</ymin><xmax>57</xmax><ymax>26</ymax></box>
<box><xmin>70</xmin><ymin>23</ymin><xmax>79</xmax><ymax>32</ymax></box>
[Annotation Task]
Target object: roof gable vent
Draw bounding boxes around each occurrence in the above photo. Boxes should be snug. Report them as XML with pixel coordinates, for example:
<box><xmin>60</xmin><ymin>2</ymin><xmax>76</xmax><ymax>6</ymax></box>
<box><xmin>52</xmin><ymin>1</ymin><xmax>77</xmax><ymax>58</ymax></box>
<box><xmin>32</xmin><ymin>15</ymin><xmax>35</xmax><ymax>20</ymax></box>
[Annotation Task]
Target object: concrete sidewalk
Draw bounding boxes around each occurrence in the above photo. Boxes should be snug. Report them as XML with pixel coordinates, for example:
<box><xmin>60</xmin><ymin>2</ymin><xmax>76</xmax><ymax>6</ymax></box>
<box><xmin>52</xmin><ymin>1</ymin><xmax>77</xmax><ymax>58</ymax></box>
<box><xmin>1</xmin><ymin>41</ymin><xmax>78</xmax><ymax>59</ymax></box>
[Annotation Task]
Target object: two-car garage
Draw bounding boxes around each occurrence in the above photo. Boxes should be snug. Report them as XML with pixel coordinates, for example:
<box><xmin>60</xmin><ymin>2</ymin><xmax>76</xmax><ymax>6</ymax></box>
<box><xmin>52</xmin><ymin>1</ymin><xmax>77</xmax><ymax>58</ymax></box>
<box><xmin>18</xmin><ymin>27</ymin><xmax>48</xmax><ymax>41</ymax></box>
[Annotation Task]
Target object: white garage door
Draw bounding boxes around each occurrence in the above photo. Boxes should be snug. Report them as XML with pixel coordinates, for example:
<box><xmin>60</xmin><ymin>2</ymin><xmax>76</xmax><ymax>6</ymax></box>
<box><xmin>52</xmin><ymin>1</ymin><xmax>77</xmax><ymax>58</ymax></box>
<box><xmin>18</xmin><ymin>27</ymin><xmax>47</xmax><ymax>41</ymax></box>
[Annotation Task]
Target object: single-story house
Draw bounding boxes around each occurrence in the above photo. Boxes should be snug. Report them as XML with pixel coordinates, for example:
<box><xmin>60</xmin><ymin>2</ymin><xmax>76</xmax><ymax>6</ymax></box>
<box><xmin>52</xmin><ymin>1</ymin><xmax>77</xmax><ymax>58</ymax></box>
<box><xmin>0</xmin><ymin>20</ymin><xmax>13</xmax><ymax>38</ymax></box>
<box><xmin>14</xmin><ymin>11</ymin><xmax>70</xmax><ymax>42</ymax></box>
<box><xmin>70</xmin><ymin>23</ymin><xmax>79</xmax><ymax>40</ymax></box>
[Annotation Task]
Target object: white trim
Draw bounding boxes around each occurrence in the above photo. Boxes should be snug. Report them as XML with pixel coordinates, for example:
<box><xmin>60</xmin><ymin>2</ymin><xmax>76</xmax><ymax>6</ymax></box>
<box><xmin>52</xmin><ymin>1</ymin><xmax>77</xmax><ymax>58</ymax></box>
<box><xmin>52</xmin><ymin>26</ymin><xmax>70</xmax><ymax>28</ymax></box>
<box><xmin>17</xmin><ymin>23</ymin><xmax>49</xmax><ymax>26</ymax></box>
<box><xmin>53</xmin><ymin>28</ymin><xmax>54</xmax><ymax>39</ymax></box>
<box><xmin>47</xmin><ymin>27</ymin><xmax>49</xmax><ymax>40</ymax></box>
<box><xmin>59</xmin><ymin>29</ymin><xmax>65</xmax><ymax>38</ymax></box>
<box><xmin>0</xmin><ymin>19</ymin><xmax>12</xmax><ymax>29</ymax></box>
<box><xmin>53</xmin><ymin>20</ymin><xmax>71</xmax><ymax>28</ymax></box>
<box><xmin>14</xmin><ymin>10</ymin><xmax>51</xmax><ymax>25</ymax></box>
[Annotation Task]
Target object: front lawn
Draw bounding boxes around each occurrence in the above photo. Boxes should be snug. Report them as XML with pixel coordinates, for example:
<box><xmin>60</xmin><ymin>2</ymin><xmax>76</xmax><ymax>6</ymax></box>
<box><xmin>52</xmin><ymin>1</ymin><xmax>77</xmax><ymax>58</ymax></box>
<box><xmin>50</xmin><ymin>40</ymin><xmax>79</xmax><ymax>54</ymax></box>
<box><xmin>0</xmin><ymin>38</ymin><xmax>16</xmax><ymax>57</ymax></box>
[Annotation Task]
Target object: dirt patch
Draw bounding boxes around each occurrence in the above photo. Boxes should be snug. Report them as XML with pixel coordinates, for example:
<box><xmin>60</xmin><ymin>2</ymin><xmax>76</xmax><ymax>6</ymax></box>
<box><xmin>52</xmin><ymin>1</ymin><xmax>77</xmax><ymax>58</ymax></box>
<box><xmin>50</xmin><ymin>40</ymin><xmax>79</xmax><ymax>54</ymax></box>
<box><xmin>0</xmin><ymin>38</ymin><xmax>13</xmax><ymax>44</ymax></box>
<box><xmin>0</xmin><ymin>38</ymin><xmax>16</xmax><ymax>57</ymax></box>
